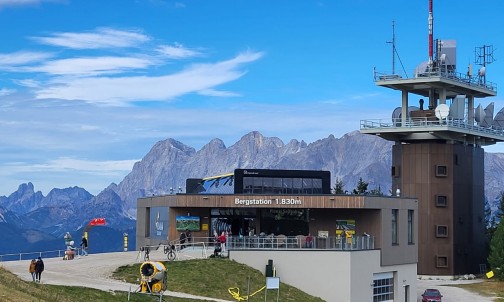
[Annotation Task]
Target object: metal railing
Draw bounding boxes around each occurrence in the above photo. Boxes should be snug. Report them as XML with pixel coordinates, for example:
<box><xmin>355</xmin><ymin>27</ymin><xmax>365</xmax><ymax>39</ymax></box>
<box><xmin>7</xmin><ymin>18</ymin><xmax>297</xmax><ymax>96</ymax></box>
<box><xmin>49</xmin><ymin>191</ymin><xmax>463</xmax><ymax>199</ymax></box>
<box><xmin>0</xmin><ymin>248</ymin><xmax>85</xmax><ymax>262</ymax></box>
<box><xmin>373</xmin><ymin>67</ymin><xmax>497</xmax><ymax>92</ymax></box>
<box><xmin>360</xmin><ymin>117</ymin><xmax>504</xmax><ymax>138</ymax></box>
<box><xmin>227</xmin><ymin>235</ymin><xmax>374</xmax><ymax>251</ymax></box>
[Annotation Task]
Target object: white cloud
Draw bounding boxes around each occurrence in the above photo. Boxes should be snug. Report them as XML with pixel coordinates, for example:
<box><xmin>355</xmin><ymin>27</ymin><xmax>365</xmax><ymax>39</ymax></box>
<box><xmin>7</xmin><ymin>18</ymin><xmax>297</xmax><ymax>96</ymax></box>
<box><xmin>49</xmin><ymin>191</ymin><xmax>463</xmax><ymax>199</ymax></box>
<box><xmin>197</xmin><ymin>89</ymin><xmax>241</xmax><ymax>97</ymax></box>
<box><xmin>32</xmin><ymin>28</ymin><xmax>150</xmax><ymax>49</ymax></box>
<box><xmin>156</xmin><ymin>43</ymin><xmax>201</xmax><ymax>59</ymax></box>
<box><xmin>0</xmin><ymin>88</ymin><xmax>15</xmax><ymax>96</ymax></box>
<box><xmin>0</xmin><ymin>51</ymin><xmax>54</xmax><ymax>67</ymax></box>
<box><xmin>0</xmin><ymin>0</ymin><xmax>64</xmax><ymax>9</ymax></box>
<box><xmin>29</xmin><ymin>56</ymin><xmax>155</xmax><ymax>76</ymax></box>
<box><xmin>35</xmin><ymin>51</ymin><xmax>264</xmax><ymax>104</ymax></box>
<box><xmin>0</xmin><ymin>0</ymin><xmax>39</xmax><ymax>8</ymax></box>
<box><xmin>3</xmin><ymin>157</ymin><xmax>138</xmax><ymax>174</ymax></box>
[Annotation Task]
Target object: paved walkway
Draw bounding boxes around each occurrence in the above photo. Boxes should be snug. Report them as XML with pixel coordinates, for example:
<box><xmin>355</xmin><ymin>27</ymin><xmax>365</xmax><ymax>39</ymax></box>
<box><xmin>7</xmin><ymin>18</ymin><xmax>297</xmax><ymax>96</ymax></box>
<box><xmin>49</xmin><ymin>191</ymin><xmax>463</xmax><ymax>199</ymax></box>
<box><xmin>417</xmin><ymin>278</ymin><xmax>496</xmax><ymax>302</ymax></box>
<box><xmin>0</xmin><ymin>248</ymin><xmax>497</xmax><ymax>302</ymax></box>
<box><xmin>0</xmin><ymin>249</ymin><xmax>232</xmax><ymax>302</ymax></box>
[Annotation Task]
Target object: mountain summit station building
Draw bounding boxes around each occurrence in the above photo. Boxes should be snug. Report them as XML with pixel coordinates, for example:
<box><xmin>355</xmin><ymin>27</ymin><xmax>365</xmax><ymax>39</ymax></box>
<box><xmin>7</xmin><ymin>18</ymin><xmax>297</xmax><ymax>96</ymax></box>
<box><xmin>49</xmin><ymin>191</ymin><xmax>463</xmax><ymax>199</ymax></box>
<box><xmin>137</xmin><ymin>168</ymin><xmax>418</xmax><ymax>302</ymax></box>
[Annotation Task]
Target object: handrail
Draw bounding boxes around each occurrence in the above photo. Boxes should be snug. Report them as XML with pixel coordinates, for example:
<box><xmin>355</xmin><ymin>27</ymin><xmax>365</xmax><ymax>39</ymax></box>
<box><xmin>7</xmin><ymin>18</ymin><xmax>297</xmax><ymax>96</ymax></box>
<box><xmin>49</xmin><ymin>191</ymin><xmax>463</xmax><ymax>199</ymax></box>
<box><xmin>0</xmin><ymin>248</ymin><xmax>84</xmax><ymax>262</ymax></box>
<box><xmin>373</xmin><ymin>67</ymin><xmax>497</xmax><ymax>92</ymax></box>
<box><xmin>360</xmin><ymin>117</ymin><xmax>504</xmax><ymax>137</ymax></box>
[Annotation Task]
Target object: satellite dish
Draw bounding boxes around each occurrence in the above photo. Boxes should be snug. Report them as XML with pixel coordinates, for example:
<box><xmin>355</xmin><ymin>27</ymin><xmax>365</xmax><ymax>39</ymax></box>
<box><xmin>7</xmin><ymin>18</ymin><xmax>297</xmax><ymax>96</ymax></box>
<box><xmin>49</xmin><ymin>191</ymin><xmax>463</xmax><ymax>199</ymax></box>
<box><xmin>435</xmin><ymin>104</ymin><xmax>450</xmax><ymax>119</ymax></box>
<box><xmin>440</xmin><ymin>54</ymin><xmax>446</xmax><ymax>64</ymax></box>
<box><xmin>449</xmin><ymin>96</ymin><xmax>465</xmax><ymax>120</ymax></box>
<box><xmin>493</xmin><ymin>107</ymin><xmax>504</xmax><ymax>130</ymax></box>
<box><xmin>478</xmin><ymin>66</ymin><xmax>486</xmax><ymax>77</ymax></box>
<box><xmin>480</xmin><ymin>102</ymin><xmax>494</xmax><ymax>128</ymax></box>
<box><xmin>475</xmin><ymin>104</ymin><xmax>486</xmax><ymax>123</ymax></box>
<box><xmin>392</xmin><ymin>107</ymin><xmax>402</xmax><ymax>126</ymax></box>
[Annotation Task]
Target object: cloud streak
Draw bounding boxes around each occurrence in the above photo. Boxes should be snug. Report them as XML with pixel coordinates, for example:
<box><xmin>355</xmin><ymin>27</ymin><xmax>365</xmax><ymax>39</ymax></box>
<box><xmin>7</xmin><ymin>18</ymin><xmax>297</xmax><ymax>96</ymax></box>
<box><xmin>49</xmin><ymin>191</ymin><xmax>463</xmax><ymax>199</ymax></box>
<box><xmin>32</xmin><ymin>28</ymin><xmax>150</xmax><ymax>49</ymax></box>
<box><xmin>35</xmin><ymin>51</ymin><xmax>264</xmax><ymax>104</ymax></box>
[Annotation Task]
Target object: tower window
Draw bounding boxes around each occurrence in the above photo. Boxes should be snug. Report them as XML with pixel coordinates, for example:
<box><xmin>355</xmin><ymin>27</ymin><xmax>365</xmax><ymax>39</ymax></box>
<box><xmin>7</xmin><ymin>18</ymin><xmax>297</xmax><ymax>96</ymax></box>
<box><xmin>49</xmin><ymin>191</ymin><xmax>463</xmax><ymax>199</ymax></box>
<box><xmin>436</xmin><ymin>256</ymin><xmax>448</xmax><ymax>268</ymax></box>
<box><xmin>435</xmin><ymin>165</ymin><xmax>448</xmax><ymax>177</ymax></box>
<box><xmin>391</xmin><ymin>166</ymin><xmax>400</xmax><ymax>177</ymax></box>
<box><xmin>436</xmin><ymin>225</ymin><xmax>448</xmax><ymax>238</ymax></box>
<box><xmin>435</xmin><ymin>195</ymin><xmax>448</xmax><ymax>207</ymax></box>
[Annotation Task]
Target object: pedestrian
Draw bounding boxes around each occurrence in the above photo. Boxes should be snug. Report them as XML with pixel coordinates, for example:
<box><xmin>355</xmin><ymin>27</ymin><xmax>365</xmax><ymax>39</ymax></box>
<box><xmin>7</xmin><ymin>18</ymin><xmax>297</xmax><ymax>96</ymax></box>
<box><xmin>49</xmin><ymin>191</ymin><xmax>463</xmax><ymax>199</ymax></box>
<box><xmin>29</xmin><ymin>259</ymin><xmax>36</xmax><ymax>282</ymax></box>
<box><xmin>80</xmin><ymin>235</ymin><xmax>88</xmax><ymax>256</ymax></box>
<box><xmin>305</xmin><ymin>233</ymin><xmax>314</xmax><ymax>248</ymax></box>
<box><xmin>34</xmin><ymin>257</ymin><xmax>44</xmax><ymax>282</ymax></box>
<box><xmin>185</xmin><ymin>229</ymin><xmax>192</xmax><ymax>245</ymax></box>
<box><xmin>179</xmin><ymin>231</ymin><xmax>187</xmax><ymax>249</ymax></box>
<box><xmin>219</xmin><ymin>231</ymin><xmax>227</xmax><ymax>253</ymax></box>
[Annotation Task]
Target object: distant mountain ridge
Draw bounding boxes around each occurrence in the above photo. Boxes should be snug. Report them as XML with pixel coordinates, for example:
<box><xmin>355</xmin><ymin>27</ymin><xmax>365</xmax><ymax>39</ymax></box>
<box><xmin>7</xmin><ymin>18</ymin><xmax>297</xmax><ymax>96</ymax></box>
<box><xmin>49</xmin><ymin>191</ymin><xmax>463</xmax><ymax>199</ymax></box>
<box><xmin>2</xmin><ymin>130</ymin><xmax>504</xmax><ymax>254</ymax></box>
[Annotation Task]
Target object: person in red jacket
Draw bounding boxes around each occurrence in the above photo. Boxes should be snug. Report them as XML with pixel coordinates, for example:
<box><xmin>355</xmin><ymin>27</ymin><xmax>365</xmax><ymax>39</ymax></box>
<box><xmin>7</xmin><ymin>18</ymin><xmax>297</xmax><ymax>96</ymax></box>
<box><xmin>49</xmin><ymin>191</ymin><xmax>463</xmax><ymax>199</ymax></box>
<box><xmin>218</xmin><ymin>232</ymin><xmax>227</xmax><ymax>253</ymax></box>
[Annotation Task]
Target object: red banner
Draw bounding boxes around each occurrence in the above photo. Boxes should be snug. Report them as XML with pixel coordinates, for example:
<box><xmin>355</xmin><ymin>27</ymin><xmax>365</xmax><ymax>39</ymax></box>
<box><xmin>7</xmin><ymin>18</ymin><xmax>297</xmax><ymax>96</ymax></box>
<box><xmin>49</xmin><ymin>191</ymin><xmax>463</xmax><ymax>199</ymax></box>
<box><xmin>89</xmin><ymin>218</ymin><xmax>106</xmax><ymax>226</ymax></box>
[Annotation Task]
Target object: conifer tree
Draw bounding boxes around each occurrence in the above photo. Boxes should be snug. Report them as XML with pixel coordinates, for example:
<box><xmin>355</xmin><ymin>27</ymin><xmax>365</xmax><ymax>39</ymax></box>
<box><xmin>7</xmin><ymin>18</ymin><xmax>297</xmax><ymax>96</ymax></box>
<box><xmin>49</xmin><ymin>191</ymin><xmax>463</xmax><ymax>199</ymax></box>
<box><xmin>352</xmin><ymin>177</ymin><xmax>368</xmax><ymax>195</ymax></box>
<box><xmin>333</xmin><ymin>177</ymin><xmax>346</xmax><ymax>194</ymax></box>
<box><xmin>488</xmin><ymin>220</ymin><xmax>504</xmax><ymax>280</ymax></box>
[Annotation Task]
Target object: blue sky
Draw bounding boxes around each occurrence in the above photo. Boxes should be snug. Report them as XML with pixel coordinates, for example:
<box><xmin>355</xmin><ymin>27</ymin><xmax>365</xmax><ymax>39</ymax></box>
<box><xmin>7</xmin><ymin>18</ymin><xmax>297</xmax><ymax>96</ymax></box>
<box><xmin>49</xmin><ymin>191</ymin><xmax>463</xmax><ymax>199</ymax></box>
<box><xmin>1</xmin><ymin>0</ymin><xmax>504</xmax><ymax>196</ymax></box>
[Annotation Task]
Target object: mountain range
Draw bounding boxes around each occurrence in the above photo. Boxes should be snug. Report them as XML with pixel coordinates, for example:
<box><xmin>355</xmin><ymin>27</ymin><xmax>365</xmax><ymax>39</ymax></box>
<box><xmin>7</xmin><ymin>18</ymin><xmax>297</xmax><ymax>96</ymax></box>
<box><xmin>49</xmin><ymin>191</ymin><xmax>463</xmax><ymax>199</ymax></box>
<box><xmin>1</xmin><ymin>130</ymin><xmax>504</xmax><ymax>255</ymax></box>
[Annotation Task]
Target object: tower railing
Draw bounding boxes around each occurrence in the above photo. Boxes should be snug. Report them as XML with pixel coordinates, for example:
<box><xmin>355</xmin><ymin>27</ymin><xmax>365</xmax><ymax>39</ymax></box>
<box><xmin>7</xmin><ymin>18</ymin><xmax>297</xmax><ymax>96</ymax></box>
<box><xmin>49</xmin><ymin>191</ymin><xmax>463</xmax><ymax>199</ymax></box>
<box><xmin>373</xmin><ymin>67</ymin><xmax>497</xmax><ymax>93</ymax></box>
<box><xmin>360</xmin><ymin>117</ymin><xmax>504</xmax><ymax>138</ymax></box>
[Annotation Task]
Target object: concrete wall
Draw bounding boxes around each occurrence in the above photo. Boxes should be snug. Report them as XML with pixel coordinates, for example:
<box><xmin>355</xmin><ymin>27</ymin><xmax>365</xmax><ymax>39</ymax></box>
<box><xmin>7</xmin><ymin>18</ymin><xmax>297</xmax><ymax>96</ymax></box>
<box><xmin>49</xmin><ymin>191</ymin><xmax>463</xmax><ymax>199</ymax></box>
<box><xmin>229</xmin><ymin>249</ymin><xmax>417</xmax><ymax>302</ymax></box>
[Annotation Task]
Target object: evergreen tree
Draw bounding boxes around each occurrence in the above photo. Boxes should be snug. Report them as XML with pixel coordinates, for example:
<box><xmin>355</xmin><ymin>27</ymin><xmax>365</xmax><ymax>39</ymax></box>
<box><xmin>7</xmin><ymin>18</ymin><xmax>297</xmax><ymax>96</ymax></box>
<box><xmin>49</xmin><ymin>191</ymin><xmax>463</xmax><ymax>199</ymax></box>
<box><xmin>487</xmin><ymin>192</ymin><xmax>504</xmax><ymax>238</ymax></box>
<box><xmin>488</xmin><ymin>219</ymin><xmax>504</xmax><ymax>280</ymax></box>
<box><xmin>369</xmin><ymin>185</ymin><xmax>383</xmax><ymax>196</ymax></box>
<box><xmin>333</xmin><ymin>177</ymin><xmax>346</xmax><ymax>194</ymax></box>
<box><xmin>352</xmin><ymin>177</ymin><xmax>369</xmax><ymax>195</ymax></box>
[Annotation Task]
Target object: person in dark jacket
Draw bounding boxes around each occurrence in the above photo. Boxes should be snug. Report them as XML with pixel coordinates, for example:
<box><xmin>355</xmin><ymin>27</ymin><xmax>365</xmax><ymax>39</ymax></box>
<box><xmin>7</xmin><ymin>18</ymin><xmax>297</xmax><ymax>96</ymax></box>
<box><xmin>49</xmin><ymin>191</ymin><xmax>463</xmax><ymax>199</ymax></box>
<box><xmin>80</xmin><ymin>235</ymin><xmax>88</xmax><ymax>256</ymax></box>
<box><xmin>34</xmin><ymin>257</ymin><xmax>44</xmax><ymax>282</ymax></box>
<box><xmin>179</xmin><ymin>231</ymin><xmax>187</xmax><ymax>249</ymax></box>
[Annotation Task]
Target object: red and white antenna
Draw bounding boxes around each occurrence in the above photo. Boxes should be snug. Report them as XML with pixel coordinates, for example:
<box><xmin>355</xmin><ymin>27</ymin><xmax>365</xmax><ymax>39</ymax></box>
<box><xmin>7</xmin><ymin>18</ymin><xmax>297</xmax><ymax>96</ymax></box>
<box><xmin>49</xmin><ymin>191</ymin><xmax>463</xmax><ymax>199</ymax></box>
<box><xmin>428</xmin><ymin>0</ymin><xmax>434</xmax><ymax>66</ymax></box>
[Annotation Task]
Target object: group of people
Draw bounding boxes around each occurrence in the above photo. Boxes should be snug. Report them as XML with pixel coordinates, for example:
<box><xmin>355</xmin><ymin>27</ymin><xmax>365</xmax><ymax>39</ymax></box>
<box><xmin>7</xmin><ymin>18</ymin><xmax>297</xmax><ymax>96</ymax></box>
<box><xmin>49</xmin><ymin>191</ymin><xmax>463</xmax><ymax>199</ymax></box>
<box><xmin>28</xmin><ymin>257</ymin><xmax>44</xmax><ymax>282</ymax></box>
<box><xmin>63</xmin><ymin>232</ymin><xmax>89</xmax><ymax>259</ymax></box>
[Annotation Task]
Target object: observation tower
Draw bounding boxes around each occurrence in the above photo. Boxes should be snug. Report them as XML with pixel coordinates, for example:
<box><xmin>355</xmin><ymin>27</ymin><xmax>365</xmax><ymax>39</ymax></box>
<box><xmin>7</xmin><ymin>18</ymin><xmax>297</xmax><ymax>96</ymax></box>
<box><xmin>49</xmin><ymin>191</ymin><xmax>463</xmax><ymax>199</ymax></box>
<box><xmin>361</xmin><ymin>0</ymin><xmax>502</xmax><ymax>275</ymax></box>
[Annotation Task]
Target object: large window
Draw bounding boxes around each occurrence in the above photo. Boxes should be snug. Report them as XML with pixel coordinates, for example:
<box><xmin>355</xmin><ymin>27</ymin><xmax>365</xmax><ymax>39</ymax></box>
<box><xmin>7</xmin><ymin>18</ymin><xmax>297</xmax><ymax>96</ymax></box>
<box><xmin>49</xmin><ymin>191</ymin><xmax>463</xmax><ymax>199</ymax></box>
<box><xmin>392</xmin><ymin>209</ymin><xmax>398</xmax><ymax>245</ymax></box>
<box><xmin>242</xmin><ymin>176</ymin><xmax>324</xmax><ymax>195</ymax></box>
<box><xmin>408</xmin><ymin>210</ymin><xmax>414</xmax><ymax>244</ymax></box>
<box><xmin>373</xmin><ymin>272</ymin><xmax>394</xmax><ymax>302</ymax></box>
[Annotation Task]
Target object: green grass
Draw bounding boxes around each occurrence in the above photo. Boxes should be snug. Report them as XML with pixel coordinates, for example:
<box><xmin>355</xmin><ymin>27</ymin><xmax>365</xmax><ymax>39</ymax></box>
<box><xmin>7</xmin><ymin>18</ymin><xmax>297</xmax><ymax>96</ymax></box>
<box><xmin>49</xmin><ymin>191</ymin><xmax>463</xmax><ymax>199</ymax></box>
<box><xmin>450</xmin><ymin>279</ymin><xmax>504</xmax><ymax>301</ymax></box>
<box><xmin>0</xmin><ymin>257</ymin><xmax>323</xmax><ymax>302</ymax></box>
<box><xmin>113</xmin><ymin>258</ymin><xmax>325</xmax><ymax>302</ymax></box>
<box><xmin>0</xmin><ymin>266</ymin><xmax>208</xmax><ymax>302</ymax></box>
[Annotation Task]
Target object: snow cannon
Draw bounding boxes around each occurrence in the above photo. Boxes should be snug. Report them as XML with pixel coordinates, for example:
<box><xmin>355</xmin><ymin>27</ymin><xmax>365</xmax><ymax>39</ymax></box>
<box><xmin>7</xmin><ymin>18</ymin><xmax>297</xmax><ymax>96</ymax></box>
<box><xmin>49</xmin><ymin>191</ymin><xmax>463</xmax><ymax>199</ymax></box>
<box><xmin>139</xmin><ymin>261</ymin><xmax>167</xmax><ymax>293</ymax></box>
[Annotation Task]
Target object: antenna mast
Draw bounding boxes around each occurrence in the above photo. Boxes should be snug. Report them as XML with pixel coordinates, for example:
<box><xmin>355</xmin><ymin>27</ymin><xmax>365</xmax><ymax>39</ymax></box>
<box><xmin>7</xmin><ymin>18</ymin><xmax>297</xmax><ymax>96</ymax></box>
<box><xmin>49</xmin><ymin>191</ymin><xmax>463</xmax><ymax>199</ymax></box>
<box><xmin>428</xmin><ymin>0</ymin><xmax>434</xmax><ymax>67</ymax></box>
<box><xmin>474</xmin><ymin>45</ymin><xmax>495</xmax><ymax>85</ymax></box>
<box><xmin>386</xmin><ymin>21</ymin><xmax>396</xmax><ymax>74</ymax></box>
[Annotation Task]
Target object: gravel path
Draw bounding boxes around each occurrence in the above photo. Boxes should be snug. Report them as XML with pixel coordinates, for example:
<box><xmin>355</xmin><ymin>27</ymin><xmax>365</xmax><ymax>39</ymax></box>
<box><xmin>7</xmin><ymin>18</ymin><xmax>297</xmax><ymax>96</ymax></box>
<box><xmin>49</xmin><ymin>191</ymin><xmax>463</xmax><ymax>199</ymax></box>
<box><xmin>0</xmin><ymin>250</ymin><xmax>232</xmax><ymax>302</ymax></box>
<box><xmin>0</xmin><ymin>250</ymin><xmax>497</xmax><ymax>302</ymax></box>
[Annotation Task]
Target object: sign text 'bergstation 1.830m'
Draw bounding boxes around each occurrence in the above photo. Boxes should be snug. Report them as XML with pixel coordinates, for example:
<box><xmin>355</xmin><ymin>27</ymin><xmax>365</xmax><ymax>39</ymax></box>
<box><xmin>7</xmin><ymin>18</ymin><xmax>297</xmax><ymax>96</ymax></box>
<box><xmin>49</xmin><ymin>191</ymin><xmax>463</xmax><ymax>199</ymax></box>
<box><xmin>234</xmin><ymin>198</ymin><xmax>302</xmax><ymax>206</ymax></box>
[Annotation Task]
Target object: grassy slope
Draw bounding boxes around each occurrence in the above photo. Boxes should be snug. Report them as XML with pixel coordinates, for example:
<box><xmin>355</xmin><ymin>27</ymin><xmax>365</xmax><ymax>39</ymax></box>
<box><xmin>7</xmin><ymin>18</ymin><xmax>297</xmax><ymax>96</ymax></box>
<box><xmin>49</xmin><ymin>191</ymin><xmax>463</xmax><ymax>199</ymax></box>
<box><xmin>113</xmin><ymin>258</ymin><xmax>325</xmax><ymax>302</ymax></box>
<box><xmin>0</xmin><ymin>257</ymin><xmax>324</xmax><ymax>302</ymax></box>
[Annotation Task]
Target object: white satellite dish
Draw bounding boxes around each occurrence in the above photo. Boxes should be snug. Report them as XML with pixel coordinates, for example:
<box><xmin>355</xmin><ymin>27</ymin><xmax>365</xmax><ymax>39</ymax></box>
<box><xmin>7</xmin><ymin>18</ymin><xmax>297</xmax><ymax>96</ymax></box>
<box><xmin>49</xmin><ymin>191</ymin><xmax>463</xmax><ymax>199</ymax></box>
<box><xmin>449</xmin><ymin>96</ymin><xmax>465</xmax><ymax>120</ymax></box>
<box><xmin>480</xmin><ymin>102</ymin><xmax>494</xmax><ymax>128</ymax></box>
<box><xmin>493</xmin><ymin>107</ymin><xmax>504</xmax><ymax>130</ymax></box>
<box><xmin>475</xmin><ymin>104</ymin><xmax>486</xmax><ymax>123</ymax></box>
<box><xmin>435</xmin><ymin>104</ymin><xmax>450</xmax><ymax>120</ymax></box>
<box><xmin>478</xmin><ymin>66</ymin><xmax>486</xmax><ymax>77</ymax></box>
<box><xmin>392</xmin><ymin>107</ymin><xmax>402</xmax><ymax>126</ymax></box>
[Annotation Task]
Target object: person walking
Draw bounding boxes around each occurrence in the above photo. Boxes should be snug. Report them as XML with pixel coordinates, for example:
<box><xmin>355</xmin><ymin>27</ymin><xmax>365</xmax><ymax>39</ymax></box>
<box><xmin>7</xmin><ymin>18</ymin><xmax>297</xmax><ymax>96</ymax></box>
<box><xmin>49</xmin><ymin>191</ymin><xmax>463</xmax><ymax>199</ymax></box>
<box><xmin>179</xmin><ymin>231</ymin><xmax>187</xmax><ymax>249</ymax></box>
<box><xmin>29</xmin><ymin>259</ymin><xmax>36</xmax><ymax>282</ymax></box>
<box><xmin>34</xmin><ymin>257</ymin><xmax>44</xmax><ymax>282</ymax></box>
<box><xmin>80</xmin><ymin>235</ymin><xmax>88</xmax><ymax>256</ymax></box>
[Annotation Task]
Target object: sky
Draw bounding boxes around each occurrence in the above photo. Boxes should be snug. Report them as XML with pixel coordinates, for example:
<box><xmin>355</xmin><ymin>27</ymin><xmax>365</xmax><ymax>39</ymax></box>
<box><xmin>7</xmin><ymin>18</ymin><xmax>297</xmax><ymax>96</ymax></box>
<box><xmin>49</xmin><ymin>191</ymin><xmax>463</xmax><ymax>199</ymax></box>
<box><xmin>1</xmin><ymin>0</ymin><xmax>504</xmax><ymax>197</ymax></box>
